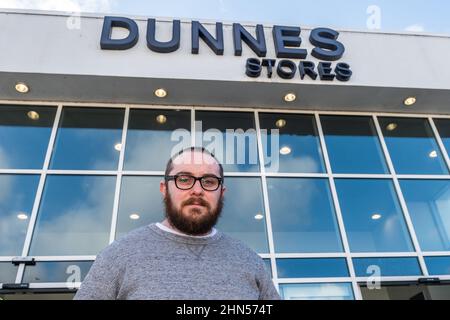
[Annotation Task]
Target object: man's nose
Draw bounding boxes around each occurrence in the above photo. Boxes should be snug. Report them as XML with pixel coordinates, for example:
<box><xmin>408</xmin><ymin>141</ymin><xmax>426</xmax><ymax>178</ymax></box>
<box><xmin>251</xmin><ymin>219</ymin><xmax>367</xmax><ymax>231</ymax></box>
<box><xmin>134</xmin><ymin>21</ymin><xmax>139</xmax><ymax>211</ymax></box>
<box><xmin>190</xmin><ymin>179</ymin><xmax>204</xmax><ymax>194</ymax></box>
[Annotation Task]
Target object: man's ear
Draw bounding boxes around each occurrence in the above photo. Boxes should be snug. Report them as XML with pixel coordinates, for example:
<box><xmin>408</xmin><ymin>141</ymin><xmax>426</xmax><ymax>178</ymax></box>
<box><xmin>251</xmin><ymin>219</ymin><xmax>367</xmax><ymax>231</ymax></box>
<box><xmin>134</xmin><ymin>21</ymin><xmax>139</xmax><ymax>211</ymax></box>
<box><xmin>160</xmin><ymin>180</ymin><xmax>167</xmax><ymax>197</ymax></box>
<box><xmin>220</xmin><ymin>185</ymin><xmax>226</xmax><ymax>198</ymax></box>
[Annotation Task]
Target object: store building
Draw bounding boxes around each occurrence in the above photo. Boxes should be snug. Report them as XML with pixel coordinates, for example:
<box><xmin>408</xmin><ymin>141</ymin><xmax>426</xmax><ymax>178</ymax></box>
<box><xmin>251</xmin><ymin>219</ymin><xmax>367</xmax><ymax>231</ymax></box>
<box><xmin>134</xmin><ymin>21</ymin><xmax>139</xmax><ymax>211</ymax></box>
<box><xmin>0</xmin><ymin>9</ymin><xmax>450</xmax><ymax>300</ymax></box>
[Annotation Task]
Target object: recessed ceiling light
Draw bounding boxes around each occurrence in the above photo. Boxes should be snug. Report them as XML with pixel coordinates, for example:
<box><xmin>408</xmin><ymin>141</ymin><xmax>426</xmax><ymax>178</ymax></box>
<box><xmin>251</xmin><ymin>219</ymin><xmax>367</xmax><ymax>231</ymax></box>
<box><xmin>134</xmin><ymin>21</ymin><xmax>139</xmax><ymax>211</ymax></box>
<box><xmin>429</xmin><ymin>150</ymin><xmax>437</xmax><ymax>158</ymax></box>
<box><xmin>275</xmin><ymin>119</ymin><xmax>286</xmax><ymax>128</ymax></box>
<box><xmin>17</xmin><ymin>212</ymin><xmax>28</xmax><ymax>220</ymax></box>
<box><xmin>284</xmin><ymin>93</ymin><xmax>296</xmax><ymax>102</ymax></box>
<box><xmin>386</xmin><ymin>123</ymin><xmax>397</xmax><ymax>131</ymax></box>
<box><xmin>156</xmin><ymin>114</ymin><xmax>167</xmax><ymax>124</ymax></box>
<box><xmin>15</xmin><ymin>82</ymin><xmax>29</xmax><ymax>93</ymax></box>
<box><xmin>371</xmin><ymin>213</ymin><xmax>382</xmax><ymax>220</ymax></box>
<box><xmin>129</xmin><ymin>213</ymin><xmax>140</xmax><ymax>220</ymax></box>
<box><xmin>154</xmin><ymin>88</ymin><xmax>167</xmax><ymax>98</ymax></box>
<box><xmin>403</xmin><ymin>96</ymin><xmax>416</xmax><ymax>106</ymax></box>
<box><xmin>254</xmin><ymin>213</ymin><xmax>264</xmax><ymax>220</ymax></box>
<box><xmin>114</xmin><ymin>143</ymin><xmax>122</xmax><ymax>151</ymax></box>
<box><xmin>27</xmin><ymin>110</ymin><xmax>40</xmax><ymax>120</ymax></box>
<box><xmin>279</xmin><ymin>146</ymin><xmax>291</xmax><ymax>155</ymax></box>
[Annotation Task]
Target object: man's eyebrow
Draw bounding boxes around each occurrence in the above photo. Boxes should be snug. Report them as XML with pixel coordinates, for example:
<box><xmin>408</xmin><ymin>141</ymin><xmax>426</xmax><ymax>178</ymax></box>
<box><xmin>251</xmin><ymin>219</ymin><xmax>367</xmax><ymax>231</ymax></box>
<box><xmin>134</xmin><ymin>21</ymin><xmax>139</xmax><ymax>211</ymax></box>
<box><xmin>173</xmin><ymin>171</ymin><xmax>219</xmax><ymax>177</ymax></box>
<box><xmin>173</xmin><ymin>171</ymin><xmax>193</xmax><ymax>175</ymax></box>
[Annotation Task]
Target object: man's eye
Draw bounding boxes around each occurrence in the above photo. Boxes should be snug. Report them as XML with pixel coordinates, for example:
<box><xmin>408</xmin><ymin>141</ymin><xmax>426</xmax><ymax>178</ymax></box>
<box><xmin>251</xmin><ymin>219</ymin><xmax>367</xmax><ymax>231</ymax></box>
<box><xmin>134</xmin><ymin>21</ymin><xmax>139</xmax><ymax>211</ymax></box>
<box><xmin>178</xmin><ymin>177</ymin><xmax>191</xmax><ymax>183</ymax></box>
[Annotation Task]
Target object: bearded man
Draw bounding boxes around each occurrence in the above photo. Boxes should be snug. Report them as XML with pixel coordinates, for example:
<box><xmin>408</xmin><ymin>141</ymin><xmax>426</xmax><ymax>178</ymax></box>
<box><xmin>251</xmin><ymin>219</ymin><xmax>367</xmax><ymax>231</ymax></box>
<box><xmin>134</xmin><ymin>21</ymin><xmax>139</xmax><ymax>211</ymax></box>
<box><xmin>74</xmin><ymin>147</ymin><xmax>280</xmax><ymax>300</ymax></box>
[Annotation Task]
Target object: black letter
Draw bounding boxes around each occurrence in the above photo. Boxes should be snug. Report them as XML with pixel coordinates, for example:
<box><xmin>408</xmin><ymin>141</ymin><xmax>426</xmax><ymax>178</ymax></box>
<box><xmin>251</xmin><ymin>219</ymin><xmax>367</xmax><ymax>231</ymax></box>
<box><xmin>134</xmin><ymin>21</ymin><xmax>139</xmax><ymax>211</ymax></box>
<box><xmin>262</xmin><ymin>59</ymin><xmax>276</xmax><ymax>78</ymax></box>
<box><xmin>276</xmin><ymin>60</ymin><xmax>297</xmax><ymax>79</ymax></box>
<box><xmin>309</xmin><ymin>27</ymin><xmax>345</xmax><ymax>61</ymax></box>
<box><xmin>233</xmin><ymin>23</ymin><xmax>267</xmax><ymax>57</ymax></box>
<box><xmin>191</xmin><ymin>21</ymin><xmax>224</xmax><ymax>55</ymax></box>
<box><xmin>246</xmin><ymin>58</ymin><xmax>262</xmax><ymax>77</ymax></box>
<box><xmin>147</xmin><ymin>19</ymin><xmax>180</xmax><ymax>53</ymax></box>
<box><xmin>299</xmin><ymin>61</ymin><xmax>318</xmax><ymax>80</ymax></box>
<box><xmin>335</xmin><ymin>63</ymin><xmax>352</xmax><ymax>81</ymax></box>
<box><xmin>318</xmin><ymin>62</ymin><xmax>335</xmax><ymax>80</ymax></box>
<box><xmin>272</xmin><ymin>26</ymin><xmax>307</xmax><ymax>59</ymax></box>
<box><xmin>100</xmin><ymin>16</ymin><xmax>139</xmax><ymax>50</ymax></box>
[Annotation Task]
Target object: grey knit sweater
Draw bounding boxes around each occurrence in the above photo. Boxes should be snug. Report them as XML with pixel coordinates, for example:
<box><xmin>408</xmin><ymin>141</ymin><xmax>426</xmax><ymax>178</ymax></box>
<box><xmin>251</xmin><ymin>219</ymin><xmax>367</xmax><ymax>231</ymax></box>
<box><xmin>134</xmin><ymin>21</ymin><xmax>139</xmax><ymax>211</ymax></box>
<box><xmin>74</xmin><ymin>223</ymin><xmax>280</xmax><ymax>300</ymax></box>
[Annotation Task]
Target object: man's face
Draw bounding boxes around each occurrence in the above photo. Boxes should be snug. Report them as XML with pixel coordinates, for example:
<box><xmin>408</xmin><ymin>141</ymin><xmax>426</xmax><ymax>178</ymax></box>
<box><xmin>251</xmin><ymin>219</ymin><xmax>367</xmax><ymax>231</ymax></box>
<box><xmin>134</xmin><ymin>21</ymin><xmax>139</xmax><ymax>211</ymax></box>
<box><xmin>160</xmin><ymin>151</ymin><xmax>226</xmax><ymax>235</ymax></box>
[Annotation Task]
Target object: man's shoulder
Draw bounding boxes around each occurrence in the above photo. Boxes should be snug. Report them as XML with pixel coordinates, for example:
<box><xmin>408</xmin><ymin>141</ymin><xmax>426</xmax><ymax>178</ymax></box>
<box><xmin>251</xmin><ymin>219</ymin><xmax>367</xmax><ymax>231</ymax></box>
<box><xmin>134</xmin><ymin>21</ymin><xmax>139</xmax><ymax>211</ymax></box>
<box><xmin>97</xmin><ymin>224</ymin><xmax>155</xmax><ymax>259</ymax></box>
<box><xmin>218</xmin><ymin>232</ymin><xmax>263</xmax><ymax>262</ymax></box>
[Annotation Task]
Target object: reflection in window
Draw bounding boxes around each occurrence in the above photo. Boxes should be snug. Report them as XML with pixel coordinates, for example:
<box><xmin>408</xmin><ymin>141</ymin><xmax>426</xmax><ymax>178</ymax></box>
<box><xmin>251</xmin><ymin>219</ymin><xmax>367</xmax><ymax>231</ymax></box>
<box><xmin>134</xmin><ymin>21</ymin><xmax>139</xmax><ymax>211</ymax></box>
<box><xmin>279</xmin><ymin>283</ymin><xmax>354</xmax><ymax>300</ymax></box>
<box><xmin>195</xmin><ymin>111</ymin><xmax>259</xmax><ymax>172</ymax></box>
<box><xmin>277</xmin><ymin>258</ymin><xmax>349</xmax><ymax>278</ymax></box>
<box><xmin>22</xmin><ymin>261</ymin><xmax>93</xmax><ymax>283</ymax></box>
<box><xmin>216</xmin><ymin>177</ymin><xmax>269</xmax><ymax>253</ymax></box>
<box><xmin>379</xmin><ymin>117</ymin><xmax>448</xmax><ymax>174</ymax></box>
<box><xmin>0</xmin><ymin>105</ymin><xmax>56</xmax><ymax>169</ymax></box>
<box><xmin>0</xmin><ymin>174</ymin><xmax>40</xmax><ymax>256</ymax></box>
<box><xmin>263</xmin><ymin>258</ymin><xmax>272</xmax><ymax>276</ymax></box>
<box><xmin>29</xmin><ymin>175</ymin><xmax>116</xmax><ymax>256</ymax></box>
<box><xmin>116</xmin><ymin>176</ymin><xmax>164</xmax><ymax>239</ymax></box>
<box><xmin>335</xmin><ymin>179</ymin><xmax>414</xmax><ymax>252</ymax></box>
<box><xmin>425</xmin><ymin>257</ymin><xmax>450</xmax><ymax>275</ymax></box>
<box><xmin>50</xmin><ymin>107</ymin><xmax>124</xmax><ymax>170</ymax></box>
<box><xmin>353</xmin><ymin>257</ymin><xmax>422</xmax><ymax>277</ymax></box>
<box><xmin>124</xmin><ymin>109</ymin><xmax>191</xmax><ymax>171</ymax></box>
<box><xmin>267</xmin><ymin>178</ymin><xmax>343</xmax><ymax>253</ymax></box>
<box><xmin>0</xmin><ymin>263</ymin><xmax>18</xmax><ymax>284</ymax></box>
<box><xmin>400</xmin><ymin>179</ymin><xmax>450</xmax><ymax>251</ymax></box>
<box><xmin>259</xmin><ymin>113</ymin><xmax>325</xmax><ymax>173</ymax></box>
<box><xmin>434</xmin><ymin>119</ymin><xmax>450</xmax><ymax>158</ymax></box>
<box><xmin>321</xmin><ymin>116</ymin><xmax>388</xmax><ymax>173</ymax></box>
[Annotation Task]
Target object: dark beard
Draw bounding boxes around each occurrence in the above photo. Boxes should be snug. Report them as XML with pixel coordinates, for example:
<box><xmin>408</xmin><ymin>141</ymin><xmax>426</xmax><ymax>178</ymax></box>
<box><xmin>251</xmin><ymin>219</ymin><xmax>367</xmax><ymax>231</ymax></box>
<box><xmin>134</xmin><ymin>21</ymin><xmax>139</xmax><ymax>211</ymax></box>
<box><xmin>163</xmin><ymin>192</ymin><xmax>223</xmax><ymax>236</ymax></box>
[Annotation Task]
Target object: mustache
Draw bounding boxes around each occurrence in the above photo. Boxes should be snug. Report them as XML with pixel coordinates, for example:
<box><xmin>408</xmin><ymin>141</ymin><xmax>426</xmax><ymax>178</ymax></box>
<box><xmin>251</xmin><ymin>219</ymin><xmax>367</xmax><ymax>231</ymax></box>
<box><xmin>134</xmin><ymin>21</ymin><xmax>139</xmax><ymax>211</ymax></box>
<box><xmin>182</xmin><ymin>197</ymin><xmax>210</xmax><ymax>208</ymax></box>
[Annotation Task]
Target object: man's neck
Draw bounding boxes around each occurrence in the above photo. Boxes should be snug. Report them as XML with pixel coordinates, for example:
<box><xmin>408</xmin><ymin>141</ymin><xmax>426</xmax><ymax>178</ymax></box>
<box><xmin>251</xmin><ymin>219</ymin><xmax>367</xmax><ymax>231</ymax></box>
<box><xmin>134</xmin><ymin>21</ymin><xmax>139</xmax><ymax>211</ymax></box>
<box><xmin>160</xmin><ymin>219</ymin><xmax>214</xmax><ymax>237</ymax></box>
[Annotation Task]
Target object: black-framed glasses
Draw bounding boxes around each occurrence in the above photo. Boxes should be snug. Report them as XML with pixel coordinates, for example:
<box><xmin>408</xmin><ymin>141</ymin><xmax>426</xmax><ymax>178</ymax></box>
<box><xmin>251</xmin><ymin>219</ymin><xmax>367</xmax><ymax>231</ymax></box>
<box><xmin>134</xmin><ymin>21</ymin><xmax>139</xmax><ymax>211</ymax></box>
<box><xmin>165</xmin><ymin>174</ymin><xmax>223</xmax><ymax>191</ymax></box>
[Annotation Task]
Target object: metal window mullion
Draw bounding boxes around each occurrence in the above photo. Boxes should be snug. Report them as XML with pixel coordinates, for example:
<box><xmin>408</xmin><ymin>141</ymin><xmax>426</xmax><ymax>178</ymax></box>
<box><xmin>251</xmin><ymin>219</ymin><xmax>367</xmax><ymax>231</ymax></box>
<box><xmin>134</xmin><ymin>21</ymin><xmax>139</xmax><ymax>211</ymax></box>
<box><xmin>16</xmin><ymin>104</ymin><xmax>63</xmax><ymax>283</ymax></box>
<box><xmin>372</xmin><ymin>115</ymin><xmax>429</xmax><ymax>276</ymax></box>
<box><xmin>428</xmin><ymin>117</ymin><xmax>450</xmax><ymax>173</ymax></box>
<box><xmin>109</xmin><ymin>107</ymin><xmax>130</xmax><ymax>244</ymax></box>
<box><xmin>254</xmin><ymin>110</ymin><xmax>279</xmax><ymax>292</ymax></box>
<box><xmin>191</xmin><ymin>108</ymin><xmax>196</xmax><ymax>147</ymax></box>
<box><xmin>314</xmin><ymin>113</ymin><xmax>362</xmax><ymax>300</ymax></box>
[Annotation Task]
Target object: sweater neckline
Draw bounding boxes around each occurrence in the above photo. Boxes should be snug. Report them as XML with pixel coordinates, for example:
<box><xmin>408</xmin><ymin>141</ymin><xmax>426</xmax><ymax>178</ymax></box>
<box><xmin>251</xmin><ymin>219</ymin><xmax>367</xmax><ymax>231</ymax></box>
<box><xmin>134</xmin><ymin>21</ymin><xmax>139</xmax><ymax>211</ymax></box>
<box><xmin>148</xmin><ymin>223</ymin><xmax>223</xmax><ymax>245</ymax></box>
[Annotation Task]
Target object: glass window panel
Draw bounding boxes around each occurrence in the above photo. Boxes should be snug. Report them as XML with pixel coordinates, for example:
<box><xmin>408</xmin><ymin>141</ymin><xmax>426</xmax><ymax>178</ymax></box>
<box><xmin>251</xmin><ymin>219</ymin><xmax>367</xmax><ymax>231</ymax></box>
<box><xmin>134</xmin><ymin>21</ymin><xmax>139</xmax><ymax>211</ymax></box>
<box><xmin>267</xmin><ymin>178</ymin><xmax>343</xmax><ymax>253</ymax></box>
<box><xmin>263</xmin><ymin>258</ymin><xmax>272</xmax><ymax>276</ymax></box>
<box><xmin>29</xmin><ymin>175</ymin><xmax>116</xmax><ymax>256</ymax></box>
<box><xmin>216</xmin><ymin>177</ymin><xmax>269</xmax><ymax>253</ymax></box>
<box><xmin>23</xmin><ymin>261</ymin><xmax>93</xmax><ymax>283</ymax></box>
<box><xmin>400</xmin><ymin>179</ymin><xmax>450</xmax><ymax>251</ymax></box>
<box><xmin>335</xmin><ymin>179</ymin><xmax>414</xmax><ymax>252</ymax></box>
<box><xmin>425</xmin><ymin>257</ymin><xmax>450</xmax><ymax>276</ymax></box>
<box><xmin>50</xmin><ymin>107</ymin><xmax>124</xmax><ymax>170</ymax></box>
<box><xmin>434</xmin><ymin>119</ymin><xmax>450</xmax><ymax>158</ymax></box>
<box><xmin>277</xmin><ymin>258</ymin><xmax>349</xmax><ymax>278</ymax></box>
<box><xmin>353</xmin><ymin>257</ymin><xmax>422</xmax><ymax>277</ymax></box>
<box><xmin>0</xmin><ymin>105</ymin><xmax>56</xmax><ymax>169</ymax></box>
<box><xmin>0</xmin><ymin>263</ymin><xmax>18</xmax><ymax>284</ymax></box>
<box><xmin>124</xmin><ymin>109</ymin><xmax>191</xmax><ymax>171</ymax></box>
<box><xmin>116</xmin><ymin>176</ymin><xmax>164</xmax><ymax>239</ymax></box>
<box><xmin>195</xmin><ymin>111</ymin><xmax>259</xmax><ymax>172</ymax></box>
<box><xmin>279</xmin><ymin>283</ymin><xmax>354</xmax><ymax>300</ymax></box>
<box><xmin>0</xmin><ymin>174</ymin><xmax>40</xmax><ymax>256</ymax></box>
<box><xmin>379</xmin><ymin>117</ymin><xmax>448</xmax><ymax>175</ymax></box>
<box><xmin>258</xmin><ymin>113</ymin><xmax>325</xmax><ymax>173</ymax></box>
<box><xmin>321</xmin><ymin>115</ymin><xmax>388</xmax><ymax>174</ymax></box>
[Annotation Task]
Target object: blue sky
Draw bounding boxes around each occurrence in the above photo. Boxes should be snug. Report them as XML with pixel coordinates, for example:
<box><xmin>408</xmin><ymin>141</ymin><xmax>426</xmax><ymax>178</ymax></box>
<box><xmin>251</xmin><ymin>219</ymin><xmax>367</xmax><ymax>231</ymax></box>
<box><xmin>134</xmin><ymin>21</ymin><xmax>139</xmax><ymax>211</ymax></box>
<box><xmin>1</xmin><ymin>0</ymin><xmax>450</xmax><ymax>35</ymax></box>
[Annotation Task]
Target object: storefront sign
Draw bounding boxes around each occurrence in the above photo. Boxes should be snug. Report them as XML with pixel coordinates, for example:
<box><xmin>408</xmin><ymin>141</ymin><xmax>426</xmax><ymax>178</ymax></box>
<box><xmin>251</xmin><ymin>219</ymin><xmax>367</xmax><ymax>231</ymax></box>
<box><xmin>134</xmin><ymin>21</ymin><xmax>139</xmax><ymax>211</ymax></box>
<box><xmin>100</xmin><ymin>16</ymin><xmax>352</xmax><ymax>81</ymax></box>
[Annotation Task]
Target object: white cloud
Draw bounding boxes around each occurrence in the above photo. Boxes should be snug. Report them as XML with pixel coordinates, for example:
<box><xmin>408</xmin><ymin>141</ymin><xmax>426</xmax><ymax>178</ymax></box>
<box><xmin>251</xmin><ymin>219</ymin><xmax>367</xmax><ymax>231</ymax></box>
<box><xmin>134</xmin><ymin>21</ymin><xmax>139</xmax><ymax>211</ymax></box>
<box><xmin>405</xmin><ymin>24</ymin><xmax>425</xmax><ymax>32</ymax></box>
<box><xmin>0</xmin><ymin>0</ymin><xmax>116</xmax><ymax>13</ymax></box>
